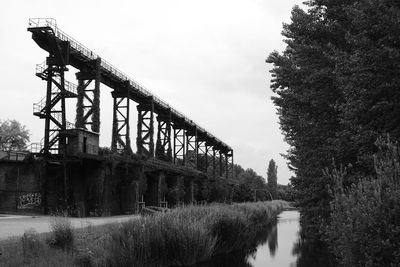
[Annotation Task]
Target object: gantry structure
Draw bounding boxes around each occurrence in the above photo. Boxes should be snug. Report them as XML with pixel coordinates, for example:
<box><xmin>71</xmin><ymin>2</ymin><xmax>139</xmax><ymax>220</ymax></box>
<box><xmin>28</xmin><ymin>18</ymin><xmax>234</xmax><ymax>179</ymax></box>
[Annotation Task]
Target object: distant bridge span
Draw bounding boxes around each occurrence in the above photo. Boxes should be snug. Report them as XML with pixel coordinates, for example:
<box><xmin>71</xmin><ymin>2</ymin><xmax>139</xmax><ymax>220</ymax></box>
<box><xmin>27</xmin><ymin>18</ymin><xmax>233</xmax><ymax>179</ymax></box>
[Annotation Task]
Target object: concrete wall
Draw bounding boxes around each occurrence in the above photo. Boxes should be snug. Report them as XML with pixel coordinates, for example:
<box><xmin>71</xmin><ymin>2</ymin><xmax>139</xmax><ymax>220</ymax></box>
<box><xmin>0</xmin><ymin>157</ymin><xmax>199</xmax><ymax>215</ymax></box>
<box><xmin>0</xmin><ymin>161</ymin><xmax>42</xmax><ymax>214</ymax></box>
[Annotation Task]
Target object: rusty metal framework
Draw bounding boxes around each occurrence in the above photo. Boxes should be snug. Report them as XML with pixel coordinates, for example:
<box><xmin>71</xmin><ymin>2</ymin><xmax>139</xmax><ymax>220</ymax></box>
<box><xmin>28</xmin><ymin>18</ymin><xmax>234</xmax><ymax>179</ymax></box>
<box><xmin>33</xmin><ymin>58</ymin><xmax>76</xmax><ymax>154</ymax></box>
<box><xmin>156</xmin><ymin>111</ymin><xmax>172</xmax><ymax>161</ymax></box>
<box><xmin>173</xmin><ymin>126</ymin><xmax>185</xmax><ymax>165</ymax></box>
<box><xmin>219</xmin><ymin>150</ymin><xmax>225</xmax><ymax>177</ymax></box>
<box><xmin>111</xmin><ymin>86</ymin><xmax>132</xmax><ymax>154</ymax></box>
<box><xmin>226</xmin><ymin>149</ymin><xmax>234</xmax><ymax>179</ymax></box>
<box><xmin>136</xmin><ymin>99</ymin><xmax>154</xmax><ymax>157</ymax></box>
<box><xmin>197</xmin><ymin>139</ymin><xmax>207</xmax><ymax>172</ymax></box>
<box><xmin>75</xmin><ymin>58</ymin><xmax>101</xmax><ymax>132</ymax></box>
<box><xmin>212</xmin><ymin>148</ymin><xmax>218</xmax><ymax>178</ymax></box>
<box><xmin>186</xmin><ymin>127</ymin><xmax>197</xmax><ymax>168</ymax></box>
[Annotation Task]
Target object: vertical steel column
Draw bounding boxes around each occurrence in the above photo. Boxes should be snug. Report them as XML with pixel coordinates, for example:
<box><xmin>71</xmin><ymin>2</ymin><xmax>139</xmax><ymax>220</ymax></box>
<box><xmin>212</xmin><ymin>148</ymin><xmax>217</xmax><ymax>179</ymax></box>
<box><xmin>111</xmin><ymin>83</ymin><xmax>132</xmax><ymax>154</ymax></box>
<box><xmin>136</xmin><ymin>97</ymin><xmax>155</xmax><ymax>157</ymax></box>
<box><xmin>186</xmin><ymin>126</ymin><xmax>197</xmax><ymax>168</ymax></box>
<box><xmin>219</xmin><ymin>150</ymin><xmax>224</xmax><ymax>177</ymax></box>
<box><xmin>173</xmin><ymin>124</ymin><xmax>185</xmax><ymax>165</ymax></box>
<box><xmin>226</xmin><ymin>149</ymin><xmax>234</xmax><ymax>179</ymax></box>
<box><xmin>196</xmin><ymin>139</ymin><xmax>207</xmax><ymax>171</ymax></box>
<box><xmin>205</xmin><ymin>144</ymin><xmax>210</xmax><ymax>174</ymax></box>
<box><xmin>155</xmin><ymin>109</ymin><xmax>172</xmax><ymax>162</ymax></box>
<box><xmin>38</xmin><ymin>54</ymin><xmax>74</xmax><ymax>155</ymax></box>
<box><xmin>75</xmin><ymin>58</ymin><xmax>101</xmax><ymax>133</ymax></box>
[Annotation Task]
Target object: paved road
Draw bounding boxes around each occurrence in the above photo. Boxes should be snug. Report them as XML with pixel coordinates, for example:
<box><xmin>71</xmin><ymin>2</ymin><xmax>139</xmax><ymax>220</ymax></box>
<box><xmin>0</xmin><ymin>214</ymin><xmax>138</xmax><ymax>240</ymax></box>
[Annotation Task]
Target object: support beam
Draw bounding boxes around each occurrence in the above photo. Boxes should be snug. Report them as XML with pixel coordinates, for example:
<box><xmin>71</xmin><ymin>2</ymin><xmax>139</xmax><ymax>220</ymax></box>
<box><xmin>173</xmin><ymin>124</ymin><xmax>185</xmax><ymax>165</ymax></box>
<box><xmin>37</xmin><ymin>53</ymin><xmax>75</xmax><ymax>155</ymax></box>
<box><xmin>226</xmin><ymin>149</ymin><xmax>234</xmax><ymax>179</ymax></box>
<box><xmin>75</xmin><ymin>58</ymin><xmax>101</xmax><ymax>133</ymax></box>
<box><xmin>111</xmin><ymin>83</ymin><xmax>132</xmax><ymax>155</ymax></box>
<box><xmin>155</xmin><ymin>110</ymin><xmax>172</xmax><ymax>162</ymax></box>
<box><xmin>212</xmin><ymin>148</ymin><xmax>217</xmax><ymax>179</ymax></box>
<box><xmin>136</xmin><ymin>98</ymin><xmax>155</xmax><ymax>157</ymax></box>
<box><xmin>186</xmin><ymin>127</ymin><xmax>198</xmax><ymax>168</ymax></box>
<box><xmin>197</xmin><ymin>139</ymin><xmax>207</xmax><ymax>171</ymax></box>
<box><xmin>219</xmin><ymin>150</ymin><xmax>224</xmax><ymax>177</ymax></box>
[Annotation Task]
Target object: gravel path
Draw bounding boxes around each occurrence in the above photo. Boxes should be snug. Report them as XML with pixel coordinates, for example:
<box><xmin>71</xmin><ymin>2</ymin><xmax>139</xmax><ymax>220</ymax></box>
<box><xmin>0</xmin><ymin>214</ymin><xmax>138</xmax><ymax>240</ymax></box>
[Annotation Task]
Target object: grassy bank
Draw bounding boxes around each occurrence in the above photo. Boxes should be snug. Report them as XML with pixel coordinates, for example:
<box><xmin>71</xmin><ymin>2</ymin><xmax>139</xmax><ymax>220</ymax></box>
<box><xmin>0</xmin><ymin>200</ymin><xmax>289</xmax><ymax>267</ymax></box>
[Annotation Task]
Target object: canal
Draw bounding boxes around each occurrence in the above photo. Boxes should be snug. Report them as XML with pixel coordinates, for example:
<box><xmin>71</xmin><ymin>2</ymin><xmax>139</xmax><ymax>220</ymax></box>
<box><xmin>197</xmin><ymin>210</ymin><xmax>333</xmax><ymax>267</ymax></box>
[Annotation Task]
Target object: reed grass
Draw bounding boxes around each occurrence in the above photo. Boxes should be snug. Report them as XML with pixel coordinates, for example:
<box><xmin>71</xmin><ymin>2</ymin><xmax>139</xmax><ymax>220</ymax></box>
<box><xmin>0</xmin><ymin>200</ymin><xmax>288</xmax><ymax>267</ymax></box>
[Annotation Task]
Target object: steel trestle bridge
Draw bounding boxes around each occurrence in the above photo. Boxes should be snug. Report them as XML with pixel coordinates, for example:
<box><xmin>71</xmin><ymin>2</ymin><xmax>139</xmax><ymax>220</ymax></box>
<box><xmin>28</xmin><ymin>18</ymin><xmax>234</xmax><ymax>179</ymax></box>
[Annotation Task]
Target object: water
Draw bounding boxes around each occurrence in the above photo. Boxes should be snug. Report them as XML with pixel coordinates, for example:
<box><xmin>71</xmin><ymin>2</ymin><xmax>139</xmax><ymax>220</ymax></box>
<box><xmin>197</xmin><ymin>210</ymin><xmax>333</xmax><ymax>267</ymax></box>
<box><xmin>246</xmin><ymin>210</ymin><xmax>299</xmax><ymax>267</ymax></box>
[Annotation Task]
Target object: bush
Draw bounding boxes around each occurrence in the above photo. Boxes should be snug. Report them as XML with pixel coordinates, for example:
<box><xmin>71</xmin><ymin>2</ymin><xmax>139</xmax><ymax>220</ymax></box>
<box><xmin>47</xmin><ymin>216</ymin><xmax>74</xmax><ymax>251</ymax></box>
<box><xmin>327</xmin><ymin>137</ymin><xmax>400</xmax><ymax>267</ymax></box>
<box><xmin>21</xmin><ymin>229</ymin><xmax>44</xmax><ymax>257</ymax></box>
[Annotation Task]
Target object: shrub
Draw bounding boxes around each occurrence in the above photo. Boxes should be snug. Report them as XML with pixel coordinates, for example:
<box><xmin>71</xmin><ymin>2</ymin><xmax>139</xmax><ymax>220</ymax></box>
<box><xmin>21</xmin><ymin>229</ymin><xmax>43</xmax><ymax>257</ymax></box>
<box><xmin>47</xmin><ymin>216</ymin><xmax>74</xmax><ymax>251</ymax></box>
<box><xmin>327</xmin><ymin>137</ymin><xmax>400</xmax><ymax>267</ymax></box>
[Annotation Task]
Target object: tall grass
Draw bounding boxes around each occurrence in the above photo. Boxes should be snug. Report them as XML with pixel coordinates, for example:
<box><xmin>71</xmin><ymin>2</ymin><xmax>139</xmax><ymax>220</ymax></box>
<box><xmin>96</xmin><ymin>200</ymin><xmax>286</xmax><ymax>266</ymax></box>
<box><xmin>0</xmin><ymin>201</ymin><xmax>287</xmax><ymax>267</ymax></box>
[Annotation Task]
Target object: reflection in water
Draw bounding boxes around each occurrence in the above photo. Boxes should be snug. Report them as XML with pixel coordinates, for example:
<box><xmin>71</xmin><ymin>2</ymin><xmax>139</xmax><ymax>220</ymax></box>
<box><xmin>197</xmin><ymin>210</ymin><xmax>334</xmax><ymax>267</ymax></box>
<box><xmin>292</xmin><ymin>212</ymin><xmax>335</xmax><ymax>267</ymax></box>
<box><xmin>267</xmin><ymin>225</ymin><xmax>278</xmax><ymax>257</ymax></box>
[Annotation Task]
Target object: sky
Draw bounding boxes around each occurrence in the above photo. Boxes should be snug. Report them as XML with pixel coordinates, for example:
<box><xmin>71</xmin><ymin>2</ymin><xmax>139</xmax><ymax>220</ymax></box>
<box><xmin>0</xmin><ymin>0</ymin><xmax>303</xmax><ymax>185</ymax></box>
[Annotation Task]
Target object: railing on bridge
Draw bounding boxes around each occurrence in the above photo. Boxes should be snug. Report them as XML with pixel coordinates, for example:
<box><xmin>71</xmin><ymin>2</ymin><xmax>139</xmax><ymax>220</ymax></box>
<box><xmin>0</xmin><ymin>150</ymin><xmax>30</xmax><ymax>161</ymax></box>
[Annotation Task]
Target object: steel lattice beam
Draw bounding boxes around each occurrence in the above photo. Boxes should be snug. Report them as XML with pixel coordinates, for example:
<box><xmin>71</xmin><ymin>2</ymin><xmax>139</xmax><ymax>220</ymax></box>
<box><xmin>155</xmin><ymin>110</ymin><xmax>172</xmax><ymax>162</ymax></box>
<box><xmin>75</xmin><ymin>58</ymin><xmax>101</xmax><ymax>133</ymax></box>
<box><xmin>186</xmin><ymin>127</ymin><xmax>197</xmax><ymax>168</ymax></box>
<box><xmin>136</xmin><ymin>98</ymin><xmax>155</xmax><ymax>157</ymax></box>
<box><xmin>226</xmin><ymin>149</ymin><xmax>234</xmax><ymax>179</ymax></box>
<box><xmin>173</xmin><ymin>125</ymin><xmax>185</xmax><ymax>165</ymax></box>
<box><xmin>111</xmin><ymin>85</ymin><xmax>132</xmax><ymax>154</ymax></box>
<box><xmin>197</xmin><ymin>139</ymin><xmax>207</xmax><ymax>171</ymax></box>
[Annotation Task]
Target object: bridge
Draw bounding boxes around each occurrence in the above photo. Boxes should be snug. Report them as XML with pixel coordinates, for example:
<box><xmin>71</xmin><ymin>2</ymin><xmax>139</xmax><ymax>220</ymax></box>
<box><xmin>0</xmin><ymin>18</ymin><xmax>235</xmax><ymax>215</ymax></box>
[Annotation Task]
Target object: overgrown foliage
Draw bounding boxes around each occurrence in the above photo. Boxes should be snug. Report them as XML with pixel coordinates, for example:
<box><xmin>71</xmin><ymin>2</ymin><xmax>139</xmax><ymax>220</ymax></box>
<box><xmin>327</xmin><ymin>137</ymin><xmax>400</xmax><ymax>266</ymax></box>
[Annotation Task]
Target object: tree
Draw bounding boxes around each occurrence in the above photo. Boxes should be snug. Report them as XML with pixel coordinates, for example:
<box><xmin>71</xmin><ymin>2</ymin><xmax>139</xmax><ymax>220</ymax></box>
<box><xmin>0</xmin><ymin>119</ymin><xmax>30</xmax><ymax>151</ymax></box>
<box><xmin>267</xmin><ymin>0</ymin><xmax>400</xmax><ymax>241</ymax></box>
<box><xmin>266</xmin><ymin>4</ymin><xmax>344</xmax><ymax>227</ymax></box>
<box><xmin>267</xmin><ymin>159</ymin><xmax>278</xmax><ymax>199</ymax></box>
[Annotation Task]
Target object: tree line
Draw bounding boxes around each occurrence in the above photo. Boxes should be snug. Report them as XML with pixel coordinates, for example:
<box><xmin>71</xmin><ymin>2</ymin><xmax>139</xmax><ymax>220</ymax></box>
<box><xmin>267</xmin><ymin>0</ymin><xmax>400</xmax><ymax>265</ymax></box>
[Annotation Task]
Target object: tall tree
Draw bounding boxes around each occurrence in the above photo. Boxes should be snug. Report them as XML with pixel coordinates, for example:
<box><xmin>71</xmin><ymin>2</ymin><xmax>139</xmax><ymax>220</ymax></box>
<box><xmin>0</xmin><ymin>119</ymin><xmax>30</xmax><ymax>151</ymax></box>
<box><xmin>267</xmin><ymin>159</ymin><xmax>278</xmax><ymax>199</ymax></box>
<box><xmin>266</xmin><ymin>4</ymin><xmax>345</xmax><ymax>226</ymax></box>
<box><xmin>267</xmin><ymin>0</ymin><xmax>400</xmax><ymax>233</ymax></box>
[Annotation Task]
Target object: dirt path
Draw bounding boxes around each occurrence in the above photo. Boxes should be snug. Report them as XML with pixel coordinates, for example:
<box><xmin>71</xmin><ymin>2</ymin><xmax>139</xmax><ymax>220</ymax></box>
<box><xmin>0</xmin><ymin>214</ymin><xmax>138</xmax><ymax>240</ymax></box>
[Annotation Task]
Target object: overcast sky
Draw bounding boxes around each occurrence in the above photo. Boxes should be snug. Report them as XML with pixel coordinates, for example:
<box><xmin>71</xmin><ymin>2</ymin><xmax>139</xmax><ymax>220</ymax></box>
<box><xmin>0</xmin><ymin>0</ymin><xmax>303</xmax><ymax>184</ymax></box>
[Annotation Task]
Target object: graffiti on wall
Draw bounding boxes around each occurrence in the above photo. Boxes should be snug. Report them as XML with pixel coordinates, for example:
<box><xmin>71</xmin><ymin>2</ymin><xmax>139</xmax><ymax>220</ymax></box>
<box><xmin>18</xmin><ymin>193</ymin><xmax>42</xmax><ymax>209</ymax></box>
